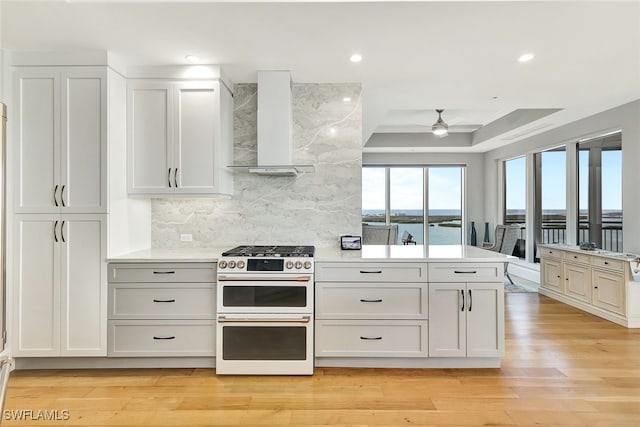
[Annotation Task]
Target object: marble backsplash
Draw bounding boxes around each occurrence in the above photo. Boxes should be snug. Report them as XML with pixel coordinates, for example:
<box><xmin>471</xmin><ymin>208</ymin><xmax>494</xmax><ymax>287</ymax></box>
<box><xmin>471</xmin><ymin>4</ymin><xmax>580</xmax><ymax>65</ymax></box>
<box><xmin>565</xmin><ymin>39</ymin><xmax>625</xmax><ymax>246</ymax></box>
<box><xmin>151</xmin><ymin>83</ymin><xmax>363</xmax><ymax>248</ymax></box>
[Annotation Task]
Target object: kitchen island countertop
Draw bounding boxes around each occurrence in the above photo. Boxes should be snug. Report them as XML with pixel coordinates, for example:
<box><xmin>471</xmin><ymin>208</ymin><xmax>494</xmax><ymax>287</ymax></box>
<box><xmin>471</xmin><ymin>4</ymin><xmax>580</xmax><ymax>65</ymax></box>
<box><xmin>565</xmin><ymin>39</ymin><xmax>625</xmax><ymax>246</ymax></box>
<box><xmin>108</xmin><ymin>245</ymin><xmax>512</xmax><ymax>263</ymax></box>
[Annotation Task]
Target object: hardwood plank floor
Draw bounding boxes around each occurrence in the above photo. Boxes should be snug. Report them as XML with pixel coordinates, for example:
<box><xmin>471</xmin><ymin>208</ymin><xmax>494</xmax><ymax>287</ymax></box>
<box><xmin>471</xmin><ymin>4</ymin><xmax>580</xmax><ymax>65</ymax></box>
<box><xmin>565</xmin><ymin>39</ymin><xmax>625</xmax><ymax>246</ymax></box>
<box><xmin>4</xmin><ymin>293</ymin><xmax>640</xmax><ymax>426</ymax></box>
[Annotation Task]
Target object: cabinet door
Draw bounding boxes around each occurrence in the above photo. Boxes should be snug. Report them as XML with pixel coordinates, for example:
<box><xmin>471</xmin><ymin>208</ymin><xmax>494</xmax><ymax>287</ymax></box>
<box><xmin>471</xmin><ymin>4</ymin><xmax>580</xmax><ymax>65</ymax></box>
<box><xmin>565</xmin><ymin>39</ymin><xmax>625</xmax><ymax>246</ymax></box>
<box><xmin>127</xmin><ymin>81</ymin><xmax>173</xmax><ymax>194</ymax></box>
<box><xmin>173</xmin><ymin>82</ymin><xmax>220</xmax><ymax>194</ymax></box>
<box><xmin>541</xmin><ymin>259</ymin><xmax>563</xmax><ymax>292</ymax></box>
<box><xmin>466</xmin><ymin>283</ymin><xmax>504</xmax><ymax>358</ymax></box>
<box><xmin>592</xmin><ymin>269</ymin><xmax>625</xmax><ymax>315</ymax></box>
<box><xmin>60</xmin><ymin>215</ymin><xmax>107</xmax><ymax>356</ymax></box>
<box><xmin>60</xmin><ymin>68</ymin><xmax>107</xmax><ymax>213</ymax></box>
<box><xmin>428</xmin><ymin>283</ymin><xmax>466</xmax><ymax>357</ymax></box>
<box><xmin>14</xmin><ymin>69</ymin><xmax>61</xmax><ymax>213</ymax></box>
<box><xmin>564</xmin><ymin>262</ymin><xmax>591</xmax><ymax>303</ymax></box>
<box><xmin>12</xmin><ymin>215</ymin><xmax>61</xmax><ymax>356</ymax></box>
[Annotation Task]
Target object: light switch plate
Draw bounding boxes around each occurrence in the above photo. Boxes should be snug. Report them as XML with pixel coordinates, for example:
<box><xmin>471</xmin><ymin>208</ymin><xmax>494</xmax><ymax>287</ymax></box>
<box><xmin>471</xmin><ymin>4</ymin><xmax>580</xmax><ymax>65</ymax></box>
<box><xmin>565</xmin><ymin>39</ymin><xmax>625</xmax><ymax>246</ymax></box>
<box><xmin>180</xmin><ymin>234</ymin><xmax>193</xmax><ymax>242</ymax></box>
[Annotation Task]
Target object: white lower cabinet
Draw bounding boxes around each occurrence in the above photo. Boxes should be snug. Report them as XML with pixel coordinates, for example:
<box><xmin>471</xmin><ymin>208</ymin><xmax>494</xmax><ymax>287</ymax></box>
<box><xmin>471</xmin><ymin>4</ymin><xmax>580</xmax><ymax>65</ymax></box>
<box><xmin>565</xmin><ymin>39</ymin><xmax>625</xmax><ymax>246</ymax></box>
<box><xmin>107</xmin><ymin>263</ymin><xmax>216</xmax><ymax>357</ymax></box>
<box><xmin>13</xmin><ymin>214</ymin><xmax>107</xmax><ymax>357</ymax></box>
<box><xmin>428</xmin><ymin>282</ymin><xmax>504</xmax><ymax>358</ymax></box>
<box><xmin>315</xmin><ymin>320</ymin><xmax>427</xmax><ymax>357</ymax></box>
<box><xmin>539</xmin><ymin>245</ymin><xmax>636</xmax><ymax>327</ymax></box>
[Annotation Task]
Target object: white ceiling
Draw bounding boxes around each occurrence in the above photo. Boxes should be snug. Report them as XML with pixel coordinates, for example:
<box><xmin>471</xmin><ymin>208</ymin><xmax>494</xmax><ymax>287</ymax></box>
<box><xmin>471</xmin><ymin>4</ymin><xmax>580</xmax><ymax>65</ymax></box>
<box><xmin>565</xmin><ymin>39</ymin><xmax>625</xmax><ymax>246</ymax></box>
<box><xmin>2</xmin><ymin>0</ymin><xmax>639</xmax><ymax>152</ymax></box>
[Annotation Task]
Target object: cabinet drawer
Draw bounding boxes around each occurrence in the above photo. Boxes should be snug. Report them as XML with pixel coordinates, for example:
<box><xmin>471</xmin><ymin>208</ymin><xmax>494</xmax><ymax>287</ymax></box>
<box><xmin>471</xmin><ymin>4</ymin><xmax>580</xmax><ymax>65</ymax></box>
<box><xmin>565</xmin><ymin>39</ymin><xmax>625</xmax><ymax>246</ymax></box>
<box><xmin>315</xmin><ymin>283</ymin><xmax>428</xmax><ymax>319</ymax></box>
<box><xmin>315</xmin><ymin>263</ymin><xmax>426</xmax><ymax>283</ymax></box>
<box><xmin>428</xmin><ymin>263</ymin><xmax>503</xmax><ymax>282</ymax></box>
<box><xmin>565</xmin><ymin>252</ymin><xmax>591</xmax><ymax>265</ymax></box>
<box><xmin>315</xmin><ymin>320</ymin><xmax>428</xmax><ymax>357</ymax></box>
<box><xmin>591</xmin><ymin>257</ymin><xmax>625</xmax><ymax>272</ymax></box>
<box><xmin>540</xmin><ymin>247</ymin><xmax>564</xmax><ymax>260</ymax></box>
<box><xmin>108</xmin><ymin>263</ymin><xmax>216</xmax><ymax>283</ymax></box>
<box><xmin>107</xmin><ymin>320</ymin><xmax>215</xmax><ymax>357</ymax></box>
<box><xmin>108</xmin><ymin>284</ymin><xmax>215</xmax><ymax>319</ymax></box>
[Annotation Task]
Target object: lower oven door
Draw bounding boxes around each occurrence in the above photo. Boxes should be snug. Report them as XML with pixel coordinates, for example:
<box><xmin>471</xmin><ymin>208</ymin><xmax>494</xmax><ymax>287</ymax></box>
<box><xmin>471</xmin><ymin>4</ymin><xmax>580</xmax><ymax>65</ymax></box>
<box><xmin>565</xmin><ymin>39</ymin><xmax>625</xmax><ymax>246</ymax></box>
<box><xmin>217</xmin><ymin>274</ymin><xmax>313</xmax><ymax>314</ymax></box>
<box><xmin>215</xmin><ymin>314</ymin><xmax>314</xmax><ymax>375</ymax></box>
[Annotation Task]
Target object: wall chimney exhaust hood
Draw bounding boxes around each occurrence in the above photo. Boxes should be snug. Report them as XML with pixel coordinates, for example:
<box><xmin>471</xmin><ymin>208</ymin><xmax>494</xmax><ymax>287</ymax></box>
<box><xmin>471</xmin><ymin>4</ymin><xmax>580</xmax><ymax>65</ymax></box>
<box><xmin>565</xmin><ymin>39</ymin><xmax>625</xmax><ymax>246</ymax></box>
<box><xmin>229</xmin><ymin>70</ymin><xmax>314</xmax><ymax>176</ymax></box>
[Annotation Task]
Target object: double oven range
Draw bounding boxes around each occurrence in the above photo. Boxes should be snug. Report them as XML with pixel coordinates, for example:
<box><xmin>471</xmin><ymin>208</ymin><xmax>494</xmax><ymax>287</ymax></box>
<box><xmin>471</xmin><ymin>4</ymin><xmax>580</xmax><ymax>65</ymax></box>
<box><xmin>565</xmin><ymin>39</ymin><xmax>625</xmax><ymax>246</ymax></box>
<box><xmin>216</xmin><ymin>246</ymin><xmax>315</xmax><ymax>375</ymax></box>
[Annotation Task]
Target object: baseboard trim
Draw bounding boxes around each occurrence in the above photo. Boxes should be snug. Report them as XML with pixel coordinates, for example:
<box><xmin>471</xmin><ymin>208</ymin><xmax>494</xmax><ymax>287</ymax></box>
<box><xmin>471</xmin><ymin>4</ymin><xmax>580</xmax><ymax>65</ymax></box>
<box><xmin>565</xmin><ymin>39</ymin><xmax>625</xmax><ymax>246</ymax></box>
<box><xmin>14</xmin><ymin>357</ymin><xmax>216</xmax><ymax>370</ymax></box>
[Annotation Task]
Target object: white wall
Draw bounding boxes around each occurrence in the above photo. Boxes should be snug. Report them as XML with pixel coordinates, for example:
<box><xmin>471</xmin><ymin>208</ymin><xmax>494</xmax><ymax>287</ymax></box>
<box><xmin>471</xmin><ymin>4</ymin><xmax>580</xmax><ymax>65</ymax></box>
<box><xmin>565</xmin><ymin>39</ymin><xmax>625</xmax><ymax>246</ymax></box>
<box><xmin>484</xmin><ymin>99</ymin><xmax>640</xmax><ymax>254</ymax></box>
<box><xmin>363</xmin><ymin>152</ymin><xmax>486</xmax><ymax>245</ymax></box>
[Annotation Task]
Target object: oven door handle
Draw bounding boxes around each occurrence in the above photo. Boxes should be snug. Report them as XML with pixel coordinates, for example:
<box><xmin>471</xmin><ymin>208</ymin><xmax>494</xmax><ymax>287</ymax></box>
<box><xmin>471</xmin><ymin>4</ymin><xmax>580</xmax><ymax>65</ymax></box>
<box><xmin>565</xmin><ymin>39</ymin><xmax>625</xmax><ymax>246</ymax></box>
<box><xmin>217</xmin><ymin>315</ymin><xmax>311</xmax><ymax>323</ymax></box>
<box><xmin>217</xmin><ymin>275</ymin><xmax>311</xmax><ymax>282</ymax></box>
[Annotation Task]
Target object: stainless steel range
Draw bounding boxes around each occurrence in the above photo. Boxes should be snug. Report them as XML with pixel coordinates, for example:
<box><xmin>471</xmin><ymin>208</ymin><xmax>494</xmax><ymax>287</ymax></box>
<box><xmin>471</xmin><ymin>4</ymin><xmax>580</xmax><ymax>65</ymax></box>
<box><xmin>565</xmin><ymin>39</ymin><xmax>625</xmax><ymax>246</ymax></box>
<box><xmin>216</xmin><ymin>245</ymin><xmax>315</xmax><ymax>375</ymax></box>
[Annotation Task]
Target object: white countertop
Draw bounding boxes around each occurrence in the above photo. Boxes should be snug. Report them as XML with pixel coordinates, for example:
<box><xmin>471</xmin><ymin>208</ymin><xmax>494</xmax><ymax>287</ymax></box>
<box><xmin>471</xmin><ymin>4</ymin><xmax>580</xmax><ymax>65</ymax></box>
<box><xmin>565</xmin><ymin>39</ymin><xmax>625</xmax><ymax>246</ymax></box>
<box><xmin>107</xmin><ymin>247</ymin><xmax>228</xmax><ymax>263</ymax></box>
<box><xmin>538</xmin><ymin>244</ymin><xmax>639</xmax><ymax>261</ymax></box>
<box><xmin>315</xmin><ymin>245</ymin><xmax>513</xmax><ymax>262</ymax></box>
<box><xmin>108</xmin><ymin>245</ymin><xmax>512</xmax><ymax>263</ymax></box>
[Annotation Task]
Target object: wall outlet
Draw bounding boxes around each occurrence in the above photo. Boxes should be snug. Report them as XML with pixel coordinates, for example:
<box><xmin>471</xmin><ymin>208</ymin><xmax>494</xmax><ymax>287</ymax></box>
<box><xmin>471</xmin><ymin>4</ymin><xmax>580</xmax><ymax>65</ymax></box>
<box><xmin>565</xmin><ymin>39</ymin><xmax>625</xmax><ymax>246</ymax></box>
<box><xmin>180</xmin><ymin>234</ymin><xmax>193</xmax><ymax>242</ymax></box>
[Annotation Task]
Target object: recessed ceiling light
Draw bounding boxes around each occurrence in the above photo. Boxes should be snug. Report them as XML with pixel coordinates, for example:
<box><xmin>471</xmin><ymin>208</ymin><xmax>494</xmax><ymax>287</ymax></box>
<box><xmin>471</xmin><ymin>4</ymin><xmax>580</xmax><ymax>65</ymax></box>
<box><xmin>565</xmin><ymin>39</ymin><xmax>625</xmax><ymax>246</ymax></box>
<box><xmin>349</xmin><ymin>53</ymin><xmax>363</xmax><ymax>63</ymax></box>
<box><xmin>185</xmin><ymin>54</ymin><xmax>200</xmax><ymax>64</ymax></box>
<box><xmin>518</xmin><ymin>53</ymin><xmax>535</xmax><ymax>63</ymax></box>
<box><xmin>343</xmin><ymin>97</ymin><xmax>352</xmax><ymax>103</ymax></box>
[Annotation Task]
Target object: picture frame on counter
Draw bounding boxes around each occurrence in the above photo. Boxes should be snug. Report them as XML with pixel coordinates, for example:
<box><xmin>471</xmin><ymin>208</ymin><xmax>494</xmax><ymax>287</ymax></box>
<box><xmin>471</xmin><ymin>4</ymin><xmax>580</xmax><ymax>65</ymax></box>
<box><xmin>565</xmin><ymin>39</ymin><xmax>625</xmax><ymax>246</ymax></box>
<box><xmin>340</xmin><ymin>235</ymin><xmax>362</xmax><ymax>250</ymax></box>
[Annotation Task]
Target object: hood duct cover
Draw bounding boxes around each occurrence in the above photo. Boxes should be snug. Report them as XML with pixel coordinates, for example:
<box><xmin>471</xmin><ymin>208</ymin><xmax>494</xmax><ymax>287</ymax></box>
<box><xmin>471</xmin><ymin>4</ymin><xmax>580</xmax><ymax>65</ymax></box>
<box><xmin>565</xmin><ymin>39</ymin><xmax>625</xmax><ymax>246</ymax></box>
<box><xmin>229</xmin><ymin>70</ymin><xmax>314</xmax><ymax>176</ymax></box>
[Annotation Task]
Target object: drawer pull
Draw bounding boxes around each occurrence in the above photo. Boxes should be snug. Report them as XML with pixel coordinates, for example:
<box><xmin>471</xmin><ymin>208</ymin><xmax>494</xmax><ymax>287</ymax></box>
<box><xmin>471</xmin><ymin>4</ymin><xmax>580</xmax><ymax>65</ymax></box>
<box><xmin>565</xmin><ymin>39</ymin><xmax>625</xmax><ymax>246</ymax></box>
<box><xmin>604</xmin><ymin>261</ymin><xmax>609</xmax><ymax>265</ymax></box>
<box><xmin>360</xmin><ymin>299</ymin><xmax>383</xmax><ymax>303</ymax></box>
<box><xmin>153</xmin><ymin>336</ymin><xmax>176</xmax><ymax>340</ymax></box>
<box><xmin>360</xmin><ymin>336</ymin><xmax>382</xmax><ymax>340</ymax></box>
<box><xmin>574</xmin><ymin>255</ymin><xmax>578</xmax><ymax>259</ymax></box>
<box><xmin>153</xmin><ymin>299</ymin><xmax>176</xmax><ymax>303</ymax></box>
<box><xmin>454</xmin><ymin>270</ymin><xmax>477</xmax><ymax>274</ymax></box>
<box><xmin>153</xmin><ymin>271</ymin><xmax>176</xmax><ymax>275</ymax></box>
<box><xmin>360</xmin><ymin>270</ymin><xmax>382</xmax><ymax>274</ymax></box>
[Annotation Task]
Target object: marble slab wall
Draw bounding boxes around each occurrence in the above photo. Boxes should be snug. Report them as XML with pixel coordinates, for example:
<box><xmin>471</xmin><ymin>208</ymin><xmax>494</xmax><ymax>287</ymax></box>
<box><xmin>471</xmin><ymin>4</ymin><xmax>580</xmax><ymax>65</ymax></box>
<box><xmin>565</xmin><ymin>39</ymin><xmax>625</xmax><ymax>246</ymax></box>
<box><xmin>151</xmin><ymin>83</ymin><xmax>363</xmax><ymax>248</ymax></box>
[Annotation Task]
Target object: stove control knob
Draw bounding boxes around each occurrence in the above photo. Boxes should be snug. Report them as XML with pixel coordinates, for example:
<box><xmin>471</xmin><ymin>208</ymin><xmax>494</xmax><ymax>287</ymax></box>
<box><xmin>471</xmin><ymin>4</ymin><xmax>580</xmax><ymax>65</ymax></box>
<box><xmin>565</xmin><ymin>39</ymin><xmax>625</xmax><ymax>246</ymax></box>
<box><xmin>295</xmin><ymin>261</ymin><xmax>303</xmax><ymax>269</ymax></box>
<box><xmin>237</xmin><ymin>260</ymin><xmax>245</xmax><ymax>269</ymax></box>
<box><xmin>228</xmin><ymin>260</ymin><xmax>236</xmax><ymax>269</ymax></box>
<box><xmin>286</xmin><ymin>261</ymin><xmax>294</xmax><ymax>269</ymax></box>
<box><xmin>218</xmin><ymin>260</ymin><xmax>227</xmax><ymax>269</ymax></box>
<box><xmin>303</xmin><ymin>261</ymin><xmax>312</xmax><ymax>270</ymax></box>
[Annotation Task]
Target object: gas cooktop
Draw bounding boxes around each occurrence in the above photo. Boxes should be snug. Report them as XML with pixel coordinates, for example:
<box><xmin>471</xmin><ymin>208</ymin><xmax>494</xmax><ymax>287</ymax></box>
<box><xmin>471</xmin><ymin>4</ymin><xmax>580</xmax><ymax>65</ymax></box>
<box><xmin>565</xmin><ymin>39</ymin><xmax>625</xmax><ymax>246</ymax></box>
<box><xmin>221</xmin><ymin>245</ymin><xmax>315</xmax><ymax>258</ymax></box>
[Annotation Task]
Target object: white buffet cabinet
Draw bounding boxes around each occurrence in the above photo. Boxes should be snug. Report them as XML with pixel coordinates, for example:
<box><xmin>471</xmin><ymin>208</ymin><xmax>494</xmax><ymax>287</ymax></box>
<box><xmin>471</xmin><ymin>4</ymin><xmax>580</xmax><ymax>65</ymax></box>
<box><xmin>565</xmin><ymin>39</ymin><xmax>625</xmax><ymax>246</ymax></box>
<box><xmin>314</xmin><ymin>245</ymin><xmax>509</xmax><ymax>368</ymax></box>
<box><xmin>539</xmin><ymin>244</ymin><xmax>640</xmax><ymax>327</ymax></box>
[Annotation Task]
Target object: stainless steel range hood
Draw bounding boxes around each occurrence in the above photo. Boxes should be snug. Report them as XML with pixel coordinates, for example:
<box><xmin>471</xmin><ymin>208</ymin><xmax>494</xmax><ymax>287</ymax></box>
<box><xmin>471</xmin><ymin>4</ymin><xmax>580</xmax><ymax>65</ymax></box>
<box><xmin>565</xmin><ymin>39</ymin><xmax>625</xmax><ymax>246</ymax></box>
<box><xmin>229</xmin><ymin>70</ymin><xmax>314</xmax><ymax>176</ymax></box>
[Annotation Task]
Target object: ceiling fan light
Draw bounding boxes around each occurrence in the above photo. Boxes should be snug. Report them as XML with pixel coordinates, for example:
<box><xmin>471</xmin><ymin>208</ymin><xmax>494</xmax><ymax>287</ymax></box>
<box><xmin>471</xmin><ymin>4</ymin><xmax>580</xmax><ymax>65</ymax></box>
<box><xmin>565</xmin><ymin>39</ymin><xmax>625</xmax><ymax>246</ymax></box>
<box><xmin>431</xmin><ymin>109</ymin><xmax>449</xmax><ymax>137</ymax></box>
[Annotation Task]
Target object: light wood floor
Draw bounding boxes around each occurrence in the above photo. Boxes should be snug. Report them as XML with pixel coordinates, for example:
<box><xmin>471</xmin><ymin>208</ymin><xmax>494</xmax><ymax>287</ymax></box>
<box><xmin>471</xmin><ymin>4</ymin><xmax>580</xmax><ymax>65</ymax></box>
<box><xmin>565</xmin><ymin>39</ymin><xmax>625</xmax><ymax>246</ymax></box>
<box><xmin>4</xmin><ymin>293</ymin><xmax>640</xmax><ymax>426</ymax></box>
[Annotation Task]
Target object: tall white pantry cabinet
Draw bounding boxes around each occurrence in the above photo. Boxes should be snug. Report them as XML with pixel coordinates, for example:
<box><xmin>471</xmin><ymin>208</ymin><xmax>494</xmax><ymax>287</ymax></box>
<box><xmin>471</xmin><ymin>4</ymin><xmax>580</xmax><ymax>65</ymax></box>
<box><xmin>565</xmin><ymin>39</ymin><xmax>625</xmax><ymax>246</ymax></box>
<box><xmin>10</xmin><ymin>62</ymin><xmax>140</xmax><ymax>357</ymax></box>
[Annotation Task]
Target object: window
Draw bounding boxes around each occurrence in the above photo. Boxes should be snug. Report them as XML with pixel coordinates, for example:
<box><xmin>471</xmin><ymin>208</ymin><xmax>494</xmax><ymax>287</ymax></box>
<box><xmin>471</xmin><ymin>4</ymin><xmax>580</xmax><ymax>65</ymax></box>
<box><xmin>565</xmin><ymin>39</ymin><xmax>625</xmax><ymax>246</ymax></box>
<box><xmin>577</xmin><ymin>132</ymin><xmax>622</xmax><ymax>251</ymax></box>
<box><xmin>503</xmin><ymin>156</ymin><xmax>526</xmax><ymax>257</ymax></box>
<box><xmin>362</xmin><ymin>166</ymin><xmax>464</xmax><ymax>245</ymax></box>
<box><xmin>535</xmin><ymin>147</ymin><xmax>567</xmax><ymax>246</ymax></box>
<box><xmin>428</xmin><ymin>168</ymin><xmax>462</xmax><ymax>245</ymax></box>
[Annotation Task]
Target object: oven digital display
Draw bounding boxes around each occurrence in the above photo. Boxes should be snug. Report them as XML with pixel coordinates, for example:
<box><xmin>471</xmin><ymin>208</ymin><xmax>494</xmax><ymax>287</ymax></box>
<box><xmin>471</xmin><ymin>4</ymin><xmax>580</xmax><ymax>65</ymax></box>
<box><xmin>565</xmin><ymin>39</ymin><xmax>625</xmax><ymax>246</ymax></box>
<box><xmin>247</xmin><ymin>259</ymin><xmax>284</xmax><ymax>272</ymax></box>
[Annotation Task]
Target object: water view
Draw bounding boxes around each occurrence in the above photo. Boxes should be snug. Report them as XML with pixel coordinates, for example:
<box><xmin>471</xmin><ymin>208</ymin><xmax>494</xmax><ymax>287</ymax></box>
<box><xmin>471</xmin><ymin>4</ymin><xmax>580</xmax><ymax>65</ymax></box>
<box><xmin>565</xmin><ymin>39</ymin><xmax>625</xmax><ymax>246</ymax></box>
<box><xmin>362</xmin><ymin>209</ymin><xmax>461</xmax><ymax>245</ymax></box>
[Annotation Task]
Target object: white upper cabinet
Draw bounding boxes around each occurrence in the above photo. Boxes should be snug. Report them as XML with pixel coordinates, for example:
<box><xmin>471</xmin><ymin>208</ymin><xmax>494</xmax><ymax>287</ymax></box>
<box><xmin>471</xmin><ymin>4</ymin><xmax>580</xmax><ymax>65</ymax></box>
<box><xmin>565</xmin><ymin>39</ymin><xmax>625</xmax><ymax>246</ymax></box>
<box><xmin>14</xmin><ymin>67</ymin><xmax>107</xmax><ymax>214</ymax></box>
<box><xmin>127</xmin><ymin>79</ymin><xmax>233</xmax><ymax>196</ymax></box>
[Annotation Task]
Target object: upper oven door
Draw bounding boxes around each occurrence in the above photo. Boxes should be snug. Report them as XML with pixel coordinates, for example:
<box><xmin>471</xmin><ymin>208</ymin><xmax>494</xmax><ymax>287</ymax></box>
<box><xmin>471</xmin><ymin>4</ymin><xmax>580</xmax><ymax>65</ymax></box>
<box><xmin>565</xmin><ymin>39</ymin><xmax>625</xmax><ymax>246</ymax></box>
<box><xmin>217</xmin><ymin>274</ymin><xmax>314</xmax><ymax>313</ymax></box>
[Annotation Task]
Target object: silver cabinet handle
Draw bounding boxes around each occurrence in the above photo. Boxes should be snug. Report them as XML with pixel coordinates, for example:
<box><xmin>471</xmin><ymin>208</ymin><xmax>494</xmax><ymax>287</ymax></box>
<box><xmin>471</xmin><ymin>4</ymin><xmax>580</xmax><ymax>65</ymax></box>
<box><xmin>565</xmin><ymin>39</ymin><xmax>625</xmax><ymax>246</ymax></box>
<box><xmin>168</xmin><ymin>168</ymin><xmax>172</xmax><ymax>188</ymax></box>
<box><xmin>468</xmin><ymin>289</ymin><xmax>473</xmax><ymax>312</ymax></box>
<box><xmin>54</xmin><ymin>185</ymin><xmax>59</xmax><ymax>207</ymax></box>
<box><xmin>60</xmin><ymin>220</ymin><xmax>66</xmax><ymax>243</ymax></box>
<box><xmin>360</xmin><ymin>270</ymin><xmax>382</xmax><ymax>274</ymax></box>
<box><xmin>460</xmin><ymin>289</ymin><xmax>465</xmax><ymax>311</ymax></box>
<box><xmin>60</xmin><ymin>185</ymin><xmax>66</xmax><ymax>207</ymax></box>
<box><xmin>54</xmin><ymin>220</ymin><xmax>59</xmax><ymax>243</ymax></box>
<box><xmin>174</xmin><ymin>168</ymin><xmax>179</xmax><ymax>188</ymax></box>
<box><xmin>360</xmin><ymin>299</ymin><xmax>383</xmax><ymax>303</ymax></box>
<box><xmin>218</xmin><ymin>316</ymin><xmax>311</xmax><ymax>323</ymax></box>
<box><xmin>153</xmin><ymin>299</ymin><xmax>176</xmax><ymax>303</ymax></box>
<box><xmin>153</xmin><ymin>336</ymin><xmax>175</xmax><ymax>340</ymax></box>
<box><xmin>360</xmin><ymin>336</ymin><xmax>382</xmax><ymax>340</ymax></box>
<box><xmin>153</xmin><ymin>271</ymin><xmax>175</xmax><ymax>275</ymax></box>
<box><xmin>454</xmin><ymin>270</ymin><xmax>477</xmax><ymax>274</ymax></box>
